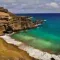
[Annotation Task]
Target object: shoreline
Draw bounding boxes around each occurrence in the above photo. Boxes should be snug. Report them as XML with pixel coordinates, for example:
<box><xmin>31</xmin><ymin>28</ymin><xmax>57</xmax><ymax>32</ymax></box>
<box><xmin>0</xmin><ymin>35</ymin><xmax>60</xmax><ymax>60</ymax></box>
<box><xmin>0</xmin><ymin>36</ymin><xmax>33</xmax><ymax>60</ymax></box>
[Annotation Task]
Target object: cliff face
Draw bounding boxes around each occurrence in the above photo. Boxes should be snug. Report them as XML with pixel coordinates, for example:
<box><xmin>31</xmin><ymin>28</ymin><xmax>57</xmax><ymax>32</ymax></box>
<box><xmin>0</xmin><ymin>7</ymin><xmax>44</xmax><ymax>35</ymax></box>
<box><xmin>0</xmin><ymin>7</ymin><xmax>36</xmax><ymax>35</ymax></box>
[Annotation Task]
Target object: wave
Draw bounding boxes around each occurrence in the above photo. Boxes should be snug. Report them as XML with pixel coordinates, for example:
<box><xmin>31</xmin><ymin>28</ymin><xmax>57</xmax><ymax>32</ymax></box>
<box><xmin>0</xmin><ymin>35</ymin><xmax>60</xmax><ymax>60</ymax></box>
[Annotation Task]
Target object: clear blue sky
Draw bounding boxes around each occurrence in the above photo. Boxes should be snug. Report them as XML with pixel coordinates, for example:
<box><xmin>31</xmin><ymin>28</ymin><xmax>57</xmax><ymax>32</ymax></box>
<box><xmin>0</xmin><ymin>0</ymin><xmax>60</xmax><ymax>13</ymax></box>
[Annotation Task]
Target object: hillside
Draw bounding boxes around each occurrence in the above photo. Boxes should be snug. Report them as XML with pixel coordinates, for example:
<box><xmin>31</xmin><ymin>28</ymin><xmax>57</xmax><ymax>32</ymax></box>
<box><xmin>0</xmin><ymin>38</ymin><xmax>33</xmax><ymax>60</ymax></box>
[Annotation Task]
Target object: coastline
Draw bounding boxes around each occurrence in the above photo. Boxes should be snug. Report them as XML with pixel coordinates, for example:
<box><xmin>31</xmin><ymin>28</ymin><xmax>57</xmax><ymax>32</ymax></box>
<box><xmin>0</xmin><ymin>35</ymin><xmax>60</xmax><ymax>60</ymax></box>
<box><xmin>0</xmin><ymin>36</ymin><xmax>33</xmax><ymax>60</ymax></box>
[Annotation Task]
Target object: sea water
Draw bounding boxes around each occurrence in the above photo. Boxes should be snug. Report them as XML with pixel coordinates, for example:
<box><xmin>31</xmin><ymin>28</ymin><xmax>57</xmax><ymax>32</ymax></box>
<box><xmin>11</xmin><ymin>13</ymin><xmax>60</xmax><ymax>54</ymax></box>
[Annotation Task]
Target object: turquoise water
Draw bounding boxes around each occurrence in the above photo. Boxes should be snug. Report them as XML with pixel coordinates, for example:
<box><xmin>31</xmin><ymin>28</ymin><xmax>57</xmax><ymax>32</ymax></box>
<box><xmin>11</xmin><ymin>13</ymin><xmax>60</xmax><ymax>54</ymax></box>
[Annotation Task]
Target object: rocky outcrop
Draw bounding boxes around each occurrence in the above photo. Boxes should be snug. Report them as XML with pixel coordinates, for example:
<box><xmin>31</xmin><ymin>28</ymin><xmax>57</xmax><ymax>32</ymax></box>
<box><xmin>0</xmin><ymin>7</ymin><xmax>45</xmax><ymax>35</ymax></box>
<box><xmin>0</xmin><ymin>7</ymin><xmax>8</xmax><ymax>13</ymax></box>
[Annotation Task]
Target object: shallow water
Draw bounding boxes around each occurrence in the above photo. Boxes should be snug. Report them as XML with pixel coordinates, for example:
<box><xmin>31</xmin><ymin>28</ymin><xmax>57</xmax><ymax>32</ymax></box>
<box><xmin>11</xmin><ymin>13</ymin><xmax>60</xmax><ymax>54</ymax></box>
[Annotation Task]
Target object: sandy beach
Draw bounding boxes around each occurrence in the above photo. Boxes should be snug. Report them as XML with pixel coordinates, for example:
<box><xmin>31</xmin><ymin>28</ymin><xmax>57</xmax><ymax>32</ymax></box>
<box><xmin>0</xmin><ymin>37</ymin><xmax>33</xmax><ymax>60</ymax></box>
<box><xmin>0</xmin><ymin>35</ymin><xmax>60</xmax><ymax>60</ymax></box>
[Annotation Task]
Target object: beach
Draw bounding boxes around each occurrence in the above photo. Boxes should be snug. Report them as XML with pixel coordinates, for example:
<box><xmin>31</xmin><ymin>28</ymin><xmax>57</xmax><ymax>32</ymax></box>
<box><xmin>0</xmin><ymin>35</ymin><xmax>34</xmax><ymax>60</ymax></box>
<box><xmin>0</xmin><ymin>34</ymin><xmax>60</xmax><ymax>60</ymax></box>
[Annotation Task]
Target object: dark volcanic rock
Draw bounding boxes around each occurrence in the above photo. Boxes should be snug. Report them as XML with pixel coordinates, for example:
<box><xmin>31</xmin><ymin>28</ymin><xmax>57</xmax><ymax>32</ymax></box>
<box><xmin>51</xmin><ymin>58</ymin><xmax>55</xmax><ymax>60</ymax></box>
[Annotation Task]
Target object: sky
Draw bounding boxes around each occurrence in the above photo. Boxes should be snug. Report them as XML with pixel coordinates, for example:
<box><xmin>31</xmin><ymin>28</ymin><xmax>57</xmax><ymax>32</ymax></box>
<box><xmin>0</xmin><ymin>0</ymin><xmax>60</xmax><ymax>13</ymax></box>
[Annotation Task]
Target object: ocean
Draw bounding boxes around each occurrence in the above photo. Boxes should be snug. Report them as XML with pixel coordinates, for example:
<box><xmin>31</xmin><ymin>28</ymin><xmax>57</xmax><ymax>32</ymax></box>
<box><xmin>11</xmin><ymin>13</ymin><xmax>60</xmax><ymax>54</ymax></box>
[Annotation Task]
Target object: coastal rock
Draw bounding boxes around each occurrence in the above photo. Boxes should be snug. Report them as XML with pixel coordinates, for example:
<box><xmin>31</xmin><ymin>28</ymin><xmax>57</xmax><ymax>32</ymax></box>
<box><xmin>0</xmin><ymin>7</ymin><xmax>45</xmax><ymax>35</ymax></box>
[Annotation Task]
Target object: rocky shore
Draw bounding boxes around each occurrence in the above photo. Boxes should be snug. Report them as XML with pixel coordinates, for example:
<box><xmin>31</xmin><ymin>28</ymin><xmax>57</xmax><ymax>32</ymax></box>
<box><xmin>0</xmin><ymin>7</ymin><xmax>45</xmax><ymax>36</ymax></box>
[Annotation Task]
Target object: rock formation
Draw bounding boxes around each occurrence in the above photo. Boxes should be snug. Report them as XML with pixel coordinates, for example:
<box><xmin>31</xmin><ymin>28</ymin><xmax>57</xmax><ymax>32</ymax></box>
<box><xmin>0</xmin><ymin>7</ymin><xmax>45</xmax><ymax>35</ymax></box>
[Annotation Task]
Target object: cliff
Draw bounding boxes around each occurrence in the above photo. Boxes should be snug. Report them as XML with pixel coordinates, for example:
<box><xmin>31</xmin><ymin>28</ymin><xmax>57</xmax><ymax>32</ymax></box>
<box><xmin>0</xmin><ymin>7</ymin><xmax>44</xmax><ymax>35</ymax></box>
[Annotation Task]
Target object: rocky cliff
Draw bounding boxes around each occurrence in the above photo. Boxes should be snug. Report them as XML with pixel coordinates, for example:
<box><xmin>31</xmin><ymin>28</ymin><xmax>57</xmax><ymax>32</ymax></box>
<box><xmin>0</xmin><ymin>7</ymin><xmax>44</xmax><ymax>36</ymax></box>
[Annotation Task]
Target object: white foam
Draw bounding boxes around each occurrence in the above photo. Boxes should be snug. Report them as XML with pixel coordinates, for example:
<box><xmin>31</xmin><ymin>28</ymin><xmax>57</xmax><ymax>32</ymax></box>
<box><xmin>0</xmin><ymin>35</ymin><xmax>60</xmax><ymax>60</ymax></box>
<box><xmin>0</xmin><ymin>35</ymin><xmax>22</xmax><ymax>46</ymax></box>
<box><xmin>44</xmin><ymin>20</ymin><xmax>47</xmax><ymax>21</ymax></box>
